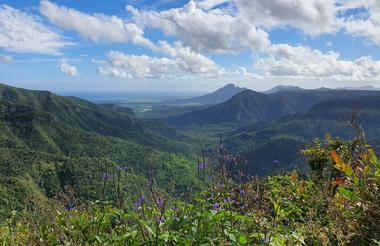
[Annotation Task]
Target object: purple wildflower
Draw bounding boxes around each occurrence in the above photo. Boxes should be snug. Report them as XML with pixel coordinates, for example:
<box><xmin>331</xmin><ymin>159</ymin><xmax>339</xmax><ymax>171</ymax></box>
<box><xmin>212</xmin><ymin>203</ymin><xmax>220</xmax><ymax>210</ymax></box>
<box><xmin>199</xmin><ymin>162</ymin><xmax>208</xmax><ymax>170</ymax></box>
<box><xmin>157</xmin><ymin>216</ymin><xmax>165</xmax><ymax>223</ymax></box>
<box><xmin>59</xmin><ymin>235</ymin><xmax>65</xmax><ymax>242</ymax></box>
<box><xmin>137</xmin><ymin>195</ymin><xmax>145</xmax><ymax>204</ymax></box>
<box><xmin>135</xmin><ymin>195</ymin><xmax>145</xmax><ymax>209</ymax></box>
<box><xmin>262</xmin><ymin>237</ymin><xmax>270</xmax><ymax>244</ymax></box>
<box><xmin>239</xmin><ymin>189</ymin><xmax>246</xmax><ymax>195</ymax></box>
<box><xmin>274</xmin><ymin>159</ymin><xmax>280</xmax><ymax>165</ymax></box>
<box><xmin>157</xmin><ymin>197</ymin><xmax>164</xmax><ymax>207</ymax></box>
<box><xmin>224</xmin><ymin>197</ymin><xmax>232</xmax><ymax>203</ymax></box>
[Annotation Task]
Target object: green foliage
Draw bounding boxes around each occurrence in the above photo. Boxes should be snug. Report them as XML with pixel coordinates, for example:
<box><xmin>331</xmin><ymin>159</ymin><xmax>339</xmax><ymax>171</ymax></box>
<box><xmin>0</xmin><ymin>83</ymin><xmax>201</xmax><ymax>218</ymax></box>
<box><xmin>2</xmin><ymin>135</ymin><xmax>379</xmax><ymax>245</ymax></box>
<box><xmin>1</xmin><ymin>83</ymin><xmax>380</xmax><ymax>245</ymax></box>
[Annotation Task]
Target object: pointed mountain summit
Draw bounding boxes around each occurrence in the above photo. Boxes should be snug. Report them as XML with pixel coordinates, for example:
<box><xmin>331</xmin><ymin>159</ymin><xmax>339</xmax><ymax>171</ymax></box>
<box><xmin>179</xmin><ymin>83</ymin><xmax>246</xmax><ymax>105</ymax></box>
<box><xmin>166</xmin><ymin>88</ymin><xmax>380</xmax><ymax>128</ymax></box>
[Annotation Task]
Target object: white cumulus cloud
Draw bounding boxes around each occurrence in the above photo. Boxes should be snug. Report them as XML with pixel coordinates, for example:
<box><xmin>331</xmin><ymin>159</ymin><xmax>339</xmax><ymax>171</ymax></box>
<box><xmin>127</xmin><ymin>1</ymin><xmax>270</xmax><ymax>54</ymax></box>
<box><xmin>235</xmin><ymin>0</ymin><xmax>340</xmax><ymax>36</ymax></box>
<box><xmin>98</xmin><ymin>52</ymin><xmax>175</xmax><ymax>79</ymax></box>
<box><xmin>342</xmin><ymin>0</ymin><xmax>380</xmax><ymax>45</ymax></box>
<box><xmin>255</xmin><ymin>44</ymin><xmax>380</xmax><ymax>81</ymax></box>
<box><xmin>0</xmin><ymin>5</ymin><xmax>71</xmax><ymax>55</ymax></box>
<box><xmin>40</xmin><ymin>0</ymin><xmax>154</xmax><ymax>48</ymax></box>
<box><xmin>155</xmin><ymin>41</ymin><xmax>223</xmax><ymax>76</ymax></box>
<box><xmin>59</xmin><ymin>61</ymin><xmax>78</xmax><ymax>76</ymax></box>
<box><xmin>97</xmin><ymin>42</ymin><xmax>224</xmax><ymax>80</ymax></box>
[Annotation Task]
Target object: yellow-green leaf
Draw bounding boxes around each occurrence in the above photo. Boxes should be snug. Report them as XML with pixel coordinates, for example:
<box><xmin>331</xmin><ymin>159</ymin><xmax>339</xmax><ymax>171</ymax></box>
<box><xmin>344</xmin><ymin>165</ymin><xmax>353</xmax><ymax>177</ymax></box>
<box><xmin>354</xmin><ymin>176</ymin><xmax>359</xmax><ymax>185</ymax></box>
<box><xmin>239</xmin><ymin>234</ymin><xmax>248</xmax><ymax>245</ymax></box>
<box><xmin>363</xmin><ymin>165</ymin><xmax>371</xmax><ymax>175</ymax></box>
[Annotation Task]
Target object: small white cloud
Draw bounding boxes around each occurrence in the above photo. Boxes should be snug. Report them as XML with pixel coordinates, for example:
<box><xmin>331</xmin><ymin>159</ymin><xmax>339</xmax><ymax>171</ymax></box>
<box><xmin>0</xmin><ymin>5</ymin><xmax>72</xmax><ymax>55</ymax></box>
<box><xmin>326</xmin><ymin>41</ymin><xmax>333</xmax><ymax>47</ymax></box>
<box><xmin>59</xmin><ymin>61</ymin><xmax>78</xmax><ymax>76</ymax></box>
<box><xmin>231</xmin><ymin>66</ymin><xmax>255</xmax><ymax>77</ymax></box>
<box><xmin>91</xmin><ymin>58</ymin><xmax>108</xmax><ymax>65</ymax></box>
<box><xmin>0</xmin><ymin>54</ymin><xmax>14</xmax><ymax>63</ymax></box>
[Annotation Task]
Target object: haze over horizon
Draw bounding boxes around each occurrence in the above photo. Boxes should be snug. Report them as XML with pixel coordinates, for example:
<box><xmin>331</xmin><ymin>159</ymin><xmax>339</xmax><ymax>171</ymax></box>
<box><xmin>1</xmin><ymin>0</ymin><xmax>380</xmax><ymax>92</ymax></box>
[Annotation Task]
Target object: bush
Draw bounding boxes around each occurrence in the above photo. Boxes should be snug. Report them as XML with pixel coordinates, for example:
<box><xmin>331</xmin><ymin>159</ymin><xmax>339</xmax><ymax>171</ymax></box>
<box><xmin>1</xmin><ymin>136</ymin><xmax>379</xmax><ymax>245</ymax></box>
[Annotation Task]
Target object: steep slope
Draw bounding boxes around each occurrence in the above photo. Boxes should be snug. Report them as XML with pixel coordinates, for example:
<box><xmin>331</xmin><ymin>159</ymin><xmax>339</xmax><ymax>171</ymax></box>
<box><xmin>0</xmin><ymin>83</ymin><xmax>192</xmax><ymax>154</ymax></box>
<box><xmin>172</xmin><ymin>83</ymin><xmax>246</xmax><ymax>105</ymax></box>
<box><xmin>165</xmin><ymin>90</ymin><xmax>296</xmax><ymax>128</ymax></box>
<box><xmin>225</xmin><ymin>95</ymin><xmax>380</xmax><ymax>176</ymax></box>
<box><xmin>165</xmin><ymin>89</ymin><xmax>380</xmax><ymax>130</ymax></box>
<box><xmin>0</xmin><ymin>83</ymin><xmax>200</xmax><ymax>216</ymax></box>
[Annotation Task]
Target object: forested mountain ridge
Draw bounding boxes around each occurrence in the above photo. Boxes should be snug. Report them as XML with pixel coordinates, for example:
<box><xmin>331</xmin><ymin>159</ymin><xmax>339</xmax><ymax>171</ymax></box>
<box><xmin>0</xmin><ymin>83</ymin><xmax>200</xmax><ymax>218</ymax></box>
<box><xmin>0</xmin><ymin>83</ymin><xmax>192</xmax><ymax>154</ymax></box>
<box><xmin>165</xmin><ymin>88</ymin><xmax>380</xmax><ymax>129</ymax></box>
<box><xmin>170</xmin><ymin>83</ymin><xmax>246</xmax><ymax>105</ymax></box>
<box><xmin>1</xmin><ymin>83</ymin><xmax>380</xmax><ymax>245</ymax></box>
<box><xmin>224</xmin><ymin>95</ymin><xmax>380</xmax><ymax>176</ymax></box>
<box><xmin>264</xmin><ymin>85</ymin><xmax>304</xmax><ymax>94</ymax></box>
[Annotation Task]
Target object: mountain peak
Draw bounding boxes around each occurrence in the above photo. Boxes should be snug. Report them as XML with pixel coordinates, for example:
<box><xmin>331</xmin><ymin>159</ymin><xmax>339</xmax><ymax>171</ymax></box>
<box><xmin>223</xmin><ymin>83</ymin><xmax>240</xmax><ymax>88</ymax></box>
<box><xmin>264</xmin><ymin>85</ymin><xmax>304</xmax><ymax>94</ymax></box>
<box><xmin>177</xmin><ymin>83</ymin><xmax>246</xmax><ymax>105</ymax></box>
<box><xmin>216</xmin><ymin>83</ymin><xmax>245</xmax><ymax>91</ymax></box>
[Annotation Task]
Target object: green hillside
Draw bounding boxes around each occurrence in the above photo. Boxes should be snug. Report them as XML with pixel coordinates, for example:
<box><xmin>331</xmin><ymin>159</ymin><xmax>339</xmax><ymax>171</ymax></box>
<box><xmin>165</xmin><ymin>89</ymin><xmax>380</xmax><ymax>130</ymax></box>
<box><xmin>0</xmin><ymin>83</ymin><xmax>193</xmax><ymax>154</ymax></box>
<box><xmin>0</xmin><ymin>83</ymin><xmax>200</xmax><ymax>218</ymax></box>
<box><xmin>225</xmin><ymin>95</ymin><xmax>380</xmax><ymax>176</ymax></box>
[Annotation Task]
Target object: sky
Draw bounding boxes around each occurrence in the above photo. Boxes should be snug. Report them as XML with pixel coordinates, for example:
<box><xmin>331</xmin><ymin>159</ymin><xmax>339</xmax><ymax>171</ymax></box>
<box><xmin>1</xmin><ymin>0</ymin><xmax>380</xmax><ymax>93</ymax></box>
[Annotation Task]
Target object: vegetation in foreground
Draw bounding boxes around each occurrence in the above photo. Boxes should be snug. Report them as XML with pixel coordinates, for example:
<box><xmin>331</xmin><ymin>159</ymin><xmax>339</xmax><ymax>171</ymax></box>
<box><xmin>0</xmin><ymin>132</ymin><xmax>379</xmax><ymax>245</ymax></box>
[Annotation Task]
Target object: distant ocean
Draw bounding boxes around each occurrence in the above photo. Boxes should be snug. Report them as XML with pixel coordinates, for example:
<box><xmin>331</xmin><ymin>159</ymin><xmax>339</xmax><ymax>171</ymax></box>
<box><xmin>55</xmin><ymin>91</ymin><xmax>203</xmax><ymax>102</ymax></box>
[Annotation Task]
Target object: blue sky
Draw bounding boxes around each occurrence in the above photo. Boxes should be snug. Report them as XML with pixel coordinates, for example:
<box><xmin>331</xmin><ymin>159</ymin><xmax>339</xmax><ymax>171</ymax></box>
<box><xmin>1</xmin><ymin>0</ymin><xmax>380</xmax><ymax>93</ymax></box>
